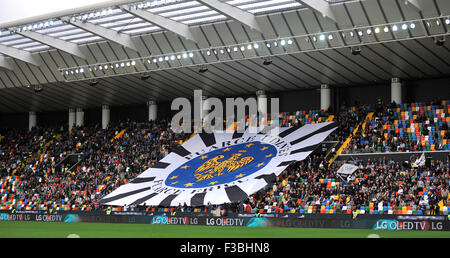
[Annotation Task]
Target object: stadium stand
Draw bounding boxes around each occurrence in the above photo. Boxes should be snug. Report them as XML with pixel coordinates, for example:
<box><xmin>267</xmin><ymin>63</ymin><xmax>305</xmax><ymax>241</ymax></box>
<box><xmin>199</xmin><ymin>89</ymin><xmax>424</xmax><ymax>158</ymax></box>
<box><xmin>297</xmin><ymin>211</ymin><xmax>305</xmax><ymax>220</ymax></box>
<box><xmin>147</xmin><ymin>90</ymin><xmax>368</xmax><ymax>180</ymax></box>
<box><xmin>249</xmin><ymin>154</ymin><xmax>449</xmax><ymax>216</ymax></box>
<box><xmin>1</xmin><ymin>101</ymin><xmax>448</xmax><ymax>215</ymax></box>
<box><xmin>1</xmin><ymin>119</ymin><xmax>189</xmax><ymax>211</ymax></box>
<box><xmin>344</xmin><ymin>100</ymin><xmax>450</xmax><ymax>153</ymax></box>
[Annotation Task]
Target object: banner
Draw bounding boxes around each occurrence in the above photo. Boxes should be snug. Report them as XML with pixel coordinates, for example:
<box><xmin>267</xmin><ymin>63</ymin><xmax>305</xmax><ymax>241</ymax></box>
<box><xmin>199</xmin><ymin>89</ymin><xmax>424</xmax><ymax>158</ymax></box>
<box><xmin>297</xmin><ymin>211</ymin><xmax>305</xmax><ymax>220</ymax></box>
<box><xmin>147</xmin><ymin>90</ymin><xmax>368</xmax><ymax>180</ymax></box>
<box><xmin>336</xmin><ymin>163</ymin><xmax>359</xmax><ymax>175</ymax></box>
<box><xmin>2</xmin><ymin>211</ymin><xmax>449</xmax><ymax>231</ymax></box>
<box><xmin>100</xmin><ymin>122</ymin><xmax>338</xmax><ymax>207</ymax></box>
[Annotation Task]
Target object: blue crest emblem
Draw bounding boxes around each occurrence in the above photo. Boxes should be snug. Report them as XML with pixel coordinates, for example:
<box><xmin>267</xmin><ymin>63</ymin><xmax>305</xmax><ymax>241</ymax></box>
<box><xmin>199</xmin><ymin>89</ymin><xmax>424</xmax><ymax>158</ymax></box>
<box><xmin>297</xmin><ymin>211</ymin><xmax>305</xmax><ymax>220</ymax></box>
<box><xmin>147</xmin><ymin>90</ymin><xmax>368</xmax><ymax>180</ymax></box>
<box><xmin>165</xmin><ymin>141</ymin><xmax>277</xmax><ymax>188</ymax></box>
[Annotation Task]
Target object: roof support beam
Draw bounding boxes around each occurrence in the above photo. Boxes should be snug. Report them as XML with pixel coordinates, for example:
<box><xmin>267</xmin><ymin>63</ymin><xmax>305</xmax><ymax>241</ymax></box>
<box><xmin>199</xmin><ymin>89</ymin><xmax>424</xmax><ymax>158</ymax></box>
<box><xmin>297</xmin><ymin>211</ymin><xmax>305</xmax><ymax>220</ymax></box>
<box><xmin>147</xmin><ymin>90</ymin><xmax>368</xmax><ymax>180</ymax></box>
<box><xmin>17</xmin><ymin>30</ymin><xmax>88</xmax><ymax>60</ymax></box>
<box><xmin>63</xmin><ymin>18</ymin><xmax>141</xmax><ymax>53</ymax></box>
<box><xmin>406</xmin><ymin>0</ymin><xmax>425</xmax><ymax>12</ymax></box>
<box><xmin>0</xmin><ymin>44</ymin><xmax>42</xmax><ymax>67</ymax></box>
<box><xmin>0</xmin><ymin>55</ymin><xmax>14</xmax><ymax>71</ymax></box>
<box><xmin>0</xmin><ymin>0</ymin><xmax>140</xmax><ymax>29</ymax></box>
<box><xmin>196</xmin><ymin>0</ymin><xmax>266</xmax><ymax>34</ymax></box>
<box><xmin>295</xmin><ymin>0</ymin><xmax>337</xmax><ymax>23</ymax></box>
<box><xmin>122</xmin><ymin>7</ymin><xmax>201</xmax><ymax>43</ymax></box>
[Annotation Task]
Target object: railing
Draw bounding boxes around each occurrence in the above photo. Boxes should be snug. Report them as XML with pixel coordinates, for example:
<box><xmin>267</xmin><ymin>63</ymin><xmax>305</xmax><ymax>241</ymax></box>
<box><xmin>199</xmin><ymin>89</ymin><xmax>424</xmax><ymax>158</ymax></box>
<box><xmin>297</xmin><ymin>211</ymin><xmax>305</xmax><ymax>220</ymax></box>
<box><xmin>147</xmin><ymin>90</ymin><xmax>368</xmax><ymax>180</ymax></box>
<box><xmin>336</xmin><ymin>150</ymin><xmax>450</xmax><ymax>162</ymax></box>
<box><xmin>327</xmin><ymin>112</ymin><xmax>374</xmax><ymax>166</ymax></box>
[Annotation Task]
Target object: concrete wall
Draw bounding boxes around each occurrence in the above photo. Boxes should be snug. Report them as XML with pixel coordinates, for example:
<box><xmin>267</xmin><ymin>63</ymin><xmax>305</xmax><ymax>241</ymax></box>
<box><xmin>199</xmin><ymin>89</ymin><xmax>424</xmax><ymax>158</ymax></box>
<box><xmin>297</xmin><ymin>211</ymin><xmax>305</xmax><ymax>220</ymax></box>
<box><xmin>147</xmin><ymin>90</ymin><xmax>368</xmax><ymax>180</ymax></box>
<box><xmin>1</xmin><ymin>77</ymin><xmax>449</xmax><ymax>130</ymax></box>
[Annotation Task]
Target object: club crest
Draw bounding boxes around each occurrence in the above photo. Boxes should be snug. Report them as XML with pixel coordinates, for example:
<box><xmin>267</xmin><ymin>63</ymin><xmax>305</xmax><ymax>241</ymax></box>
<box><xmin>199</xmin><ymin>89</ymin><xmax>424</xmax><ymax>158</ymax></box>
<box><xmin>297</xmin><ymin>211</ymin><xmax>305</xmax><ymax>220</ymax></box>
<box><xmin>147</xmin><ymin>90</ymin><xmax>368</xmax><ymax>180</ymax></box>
<box><xmin>100</xmin><ymin>122</ymin><xmax>338</xmax><ymax>207</ymax></box>
<box><xmin>164</xmin><ymin>141</ymin><xmax>277</xmax><ymax>188</ymax></box>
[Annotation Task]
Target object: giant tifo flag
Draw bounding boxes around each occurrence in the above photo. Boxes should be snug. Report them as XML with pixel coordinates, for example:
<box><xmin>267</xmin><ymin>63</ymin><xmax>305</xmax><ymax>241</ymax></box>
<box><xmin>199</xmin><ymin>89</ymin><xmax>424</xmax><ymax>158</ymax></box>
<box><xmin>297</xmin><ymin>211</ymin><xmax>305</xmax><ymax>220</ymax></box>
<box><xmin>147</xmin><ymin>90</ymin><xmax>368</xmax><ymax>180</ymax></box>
<box><xmin>100</xmin><ymin>122</ymin><xmax>338</xmax><ymax>207</ymax></box>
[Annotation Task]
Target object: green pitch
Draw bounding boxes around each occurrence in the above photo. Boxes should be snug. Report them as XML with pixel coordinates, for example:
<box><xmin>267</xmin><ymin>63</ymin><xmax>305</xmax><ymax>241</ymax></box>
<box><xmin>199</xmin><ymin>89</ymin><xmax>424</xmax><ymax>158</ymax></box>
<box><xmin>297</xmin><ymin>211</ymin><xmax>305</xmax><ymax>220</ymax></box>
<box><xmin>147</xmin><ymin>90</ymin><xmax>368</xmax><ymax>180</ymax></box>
<box><xmin>1</xmin><ymin>221</ymin><xmax>450</xmax><ymax>238</ymax></box>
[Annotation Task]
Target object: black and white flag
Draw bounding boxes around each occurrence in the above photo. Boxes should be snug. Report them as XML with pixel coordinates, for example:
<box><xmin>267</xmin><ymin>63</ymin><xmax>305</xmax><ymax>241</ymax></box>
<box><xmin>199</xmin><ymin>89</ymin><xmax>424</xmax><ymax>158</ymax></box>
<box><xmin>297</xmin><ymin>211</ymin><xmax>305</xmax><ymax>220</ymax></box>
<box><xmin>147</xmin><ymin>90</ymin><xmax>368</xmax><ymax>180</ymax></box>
<box><xmin>100</xmin><ymin>122</ymin><xmax>338</xmax><ymax>207</ymax></box>
<box><xmin>336</xmin><ymin>163</ymin><xmax>359</xmax><ymax>175</ymax></box>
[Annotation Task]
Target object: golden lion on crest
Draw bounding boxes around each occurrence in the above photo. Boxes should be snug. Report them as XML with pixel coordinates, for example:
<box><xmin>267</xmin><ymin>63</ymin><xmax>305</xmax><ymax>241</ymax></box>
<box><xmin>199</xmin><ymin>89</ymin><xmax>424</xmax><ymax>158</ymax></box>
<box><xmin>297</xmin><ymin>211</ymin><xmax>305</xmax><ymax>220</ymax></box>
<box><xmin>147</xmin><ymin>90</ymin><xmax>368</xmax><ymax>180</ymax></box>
<box><xmin>194</xmin><ymin>153</ymin><xmax>254</xmax><ymax>182</ymax></box>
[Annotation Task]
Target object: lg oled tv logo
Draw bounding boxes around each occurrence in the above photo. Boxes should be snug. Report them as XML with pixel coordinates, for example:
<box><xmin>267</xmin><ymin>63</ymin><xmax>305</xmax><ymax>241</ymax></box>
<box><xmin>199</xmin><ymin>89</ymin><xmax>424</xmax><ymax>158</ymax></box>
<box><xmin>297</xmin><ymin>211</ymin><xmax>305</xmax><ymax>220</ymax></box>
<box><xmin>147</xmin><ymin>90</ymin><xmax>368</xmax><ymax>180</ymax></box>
<box><xmin>171</xmin><ymin>90</ymin><xmax>280</xmax><ymax>134</ymax></box>
<box><xmin>373</xmin><ymin>219</ymin><xmax>444</xmax><ymax>231</ymax></box>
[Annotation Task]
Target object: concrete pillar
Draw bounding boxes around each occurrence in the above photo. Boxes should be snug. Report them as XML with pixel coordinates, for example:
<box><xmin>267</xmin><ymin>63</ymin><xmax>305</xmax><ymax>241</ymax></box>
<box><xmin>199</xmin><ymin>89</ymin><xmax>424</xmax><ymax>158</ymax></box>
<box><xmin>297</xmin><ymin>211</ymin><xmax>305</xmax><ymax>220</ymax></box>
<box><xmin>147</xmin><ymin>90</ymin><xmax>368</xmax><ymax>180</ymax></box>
<box><xmin>28</xmin><ymin>111</ymin><xmax>36</xmax><ymax>131</ymax></box>
<box><xmin>102</xmin><ymin>105</ymin><xmax>110</xmax><ymax>130</ymax></box>
<box><xmin>320</xmin><ymin>84</ymin><xmax>331</xmax><ymax>110</ymax></box>
<box><xmin>68</xmin><ymin>108</ymin><xmax>76</xmax><ymax>132</ymax></box>
<box><xmin>202</xmin><ymin>95</ymin><xmax>209</xmax><ymax>121</ymax></box>
<box><xmin>75</xmin><ymin>107</ymin><xmax>84</xmax><ymax>127</ymax></box>
<box><xmin>391</xmin><ymin>78</ymin><xmax>402</xmax><ymax>104</ymax></box>
<box><xmin>256</xmin><ymin>90</ymin><xmax>267</xmax><ymax>124</ymax></box>
<box><xmin>147</xmin><ymin>100</ymin><xmax>157</xmax><ymax>122</ymax></box>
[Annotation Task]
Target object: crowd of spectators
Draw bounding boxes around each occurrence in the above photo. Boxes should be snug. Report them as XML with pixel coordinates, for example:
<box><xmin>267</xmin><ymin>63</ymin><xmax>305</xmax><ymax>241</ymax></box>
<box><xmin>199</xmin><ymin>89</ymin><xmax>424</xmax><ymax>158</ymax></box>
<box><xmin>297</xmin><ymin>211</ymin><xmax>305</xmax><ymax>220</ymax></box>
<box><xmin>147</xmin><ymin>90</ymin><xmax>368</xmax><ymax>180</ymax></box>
<box><xmin>73</xmin><ymin>119</ymin><xmax>187</xmax><ymax>207</ymax></box>
<box><xmin>1</xmin><ymin>119</ymin><xmax>188</xmax><ymax>211</ymax></box>
<box><xmin>241</xmin><ymin>154</ymin><xmax>449</xmax><ymax>215</ymax></box>
<box><xmin>328</xmin><ymin>104</ymin><xmax>368</xmax><ymax>143</ymax></box>
<box><xmin>14</xmin><ymin>122</ymin><xmax>126</xmax><ymax>210</ymax></box>
<box><xmin>0</xmin><ymin>126</ymin><xmax>59</xmax><ymax>179</ymax></box>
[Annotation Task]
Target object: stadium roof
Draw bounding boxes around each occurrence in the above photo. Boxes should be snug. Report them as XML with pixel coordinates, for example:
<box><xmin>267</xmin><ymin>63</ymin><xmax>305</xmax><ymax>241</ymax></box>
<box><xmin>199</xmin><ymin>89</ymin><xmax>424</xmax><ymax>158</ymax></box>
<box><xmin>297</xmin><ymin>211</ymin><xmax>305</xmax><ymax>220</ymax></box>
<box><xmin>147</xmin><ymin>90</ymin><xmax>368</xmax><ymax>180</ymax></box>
<box><xmin>0</xmin><ymin>0</ymin><xmax>449</xmax><ymax>113</ymax></box>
